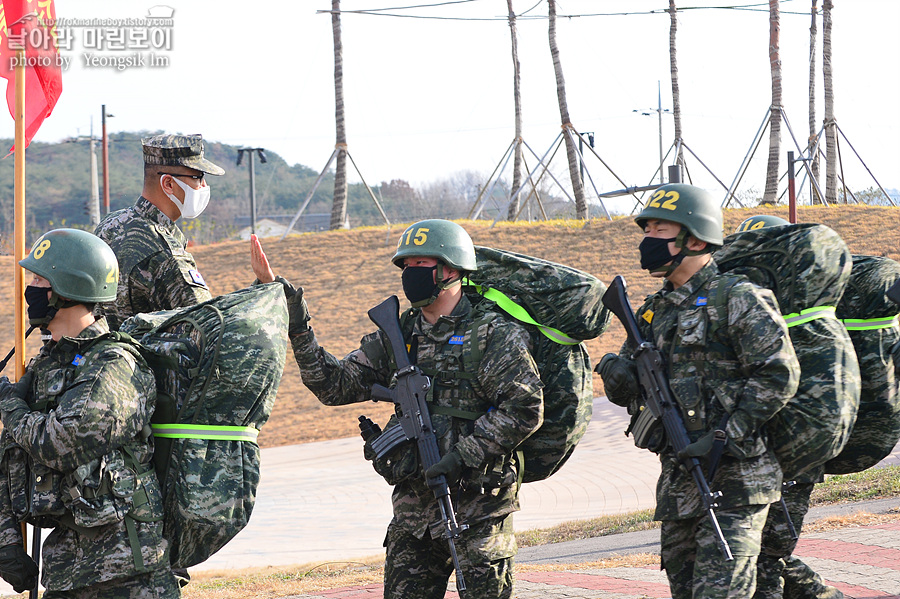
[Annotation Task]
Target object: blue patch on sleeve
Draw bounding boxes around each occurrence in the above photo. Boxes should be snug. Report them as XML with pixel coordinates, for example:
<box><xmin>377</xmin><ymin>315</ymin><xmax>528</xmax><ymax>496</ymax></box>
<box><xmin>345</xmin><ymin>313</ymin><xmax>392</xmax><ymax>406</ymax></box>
<box><xmin>72</xmin><ymin>354</ymin><xmax>85</xmax><ymax>366</ymax></box>
<box><xmin>448</xmin><ymin>335</ymin><xmax>464</xmax><ymax>345</ymax></box>
<box><xmin>695</xmin><ymin>297</ymin><xmax>708</xmax><ymax>306</ymax></box>
<box><xmin>188</xmin><ymin>269</ymin><xmax>208</xmax><ymax>287</ymax></box>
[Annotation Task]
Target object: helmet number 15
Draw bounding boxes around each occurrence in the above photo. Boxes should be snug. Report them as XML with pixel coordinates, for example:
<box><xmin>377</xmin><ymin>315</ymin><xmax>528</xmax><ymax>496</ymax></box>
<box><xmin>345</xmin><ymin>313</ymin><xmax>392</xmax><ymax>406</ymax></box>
<box><xmin>403</xmin><ymin>227</ymin><xmax>429</xmax><ymax>247</ymax></box>
<box><xmin>648</xmin><ymin>189</ymin><xmax>680</xmax><ymax>210</ymax></box>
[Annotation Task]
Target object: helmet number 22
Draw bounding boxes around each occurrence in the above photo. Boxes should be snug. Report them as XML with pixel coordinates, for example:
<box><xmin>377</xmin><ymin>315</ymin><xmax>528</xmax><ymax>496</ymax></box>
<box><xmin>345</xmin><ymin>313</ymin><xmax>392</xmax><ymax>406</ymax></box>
<box><xmin>648</xmin><ymin>190</ymin><xmax>680</xmax><ymax>210</ymax></box>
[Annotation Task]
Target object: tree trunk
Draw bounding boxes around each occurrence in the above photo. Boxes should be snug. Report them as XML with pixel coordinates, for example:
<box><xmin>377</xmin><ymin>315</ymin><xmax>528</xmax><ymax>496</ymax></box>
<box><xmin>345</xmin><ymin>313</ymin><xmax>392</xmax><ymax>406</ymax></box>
<box><xmin>763</xmin><ymin>0</ymin><xmax>782</xmax><ymax>204</ymax></box>
<box><xmin>330</xmin><ymin>0</ymin><xmax>349</xmax><ymax>229</ymax></box>
<box><xmin>507</xmin><ymin>0</ymin><xmax>523</xmax><ymax>220</ymax></box>
<box><xmin>548</xmin><ymin>0</ymin><xmax>586</xmax><ymax>219</ymax></box>
<box><xmin>823</xmin><ymin>0</ymin><xmax>838</xmax><ymax>203</ymax></box>
<box><xmin>808</xmin><ymin>0</ymin><xmax>820</xmax><ymax>203</ymax></box>
<box><xmin>669</xmin><ymin>1</ymin><xmax>684</xmax><ymax>168</ymax></box>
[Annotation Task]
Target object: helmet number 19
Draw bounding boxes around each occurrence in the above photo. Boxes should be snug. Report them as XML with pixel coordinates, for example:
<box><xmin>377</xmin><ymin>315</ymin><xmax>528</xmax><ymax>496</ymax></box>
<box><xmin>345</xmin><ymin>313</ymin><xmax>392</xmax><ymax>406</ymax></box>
<box><xmin>648</xmin><ymin>189</ymin><xmax>680</xmax><ymax>211</ymax></box>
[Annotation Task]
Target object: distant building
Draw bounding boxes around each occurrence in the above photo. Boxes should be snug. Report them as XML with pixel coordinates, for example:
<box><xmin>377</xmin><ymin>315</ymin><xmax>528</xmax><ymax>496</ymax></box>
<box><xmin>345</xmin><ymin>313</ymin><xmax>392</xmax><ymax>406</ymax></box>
<box><xmin>233</xmin><ymin>213</ymin><xmax>335</xmax><ymax>239</ymax></box>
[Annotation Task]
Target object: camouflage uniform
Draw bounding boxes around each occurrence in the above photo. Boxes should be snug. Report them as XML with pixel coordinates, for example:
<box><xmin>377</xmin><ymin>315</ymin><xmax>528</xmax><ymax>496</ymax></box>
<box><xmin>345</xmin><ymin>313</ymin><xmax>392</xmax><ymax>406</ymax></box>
<box><xmin>716</xmin><ymin>224</ymin><xmax>861</xmax><ymax>599</ymax></box>
<box><xmin>612</xmin><ymin>259</ymin><xmax>800</xmax><ymax>599</ymax></box>
<box><xmin>0</xmin><ymin>319</ymin><xmax>179</xmax><ymax>597</ymax></box>
<box><xmin>292</xmin><ymin>293</ymin><xmax>544</xmax><ymax>599</ymax></box>
<box><xmin>94</xmin><ymin>196</ymin><xmax>212</xmax><ymax>331</ymax></box>
<box><xmin>772</xmin><ymin>256</ymin><xmax>900</xmax><ymax>599</ymax></box>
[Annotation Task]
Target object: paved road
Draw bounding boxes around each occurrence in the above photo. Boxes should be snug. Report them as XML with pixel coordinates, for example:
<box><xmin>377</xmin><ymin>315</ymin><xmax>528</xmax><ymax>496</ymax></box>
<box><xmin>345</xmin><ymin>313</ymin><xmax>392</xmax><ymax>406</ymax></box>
<box><xmin>1</xmin><ymin>397</ymin><xmax>897</xmax><ymax>597</ymax></box>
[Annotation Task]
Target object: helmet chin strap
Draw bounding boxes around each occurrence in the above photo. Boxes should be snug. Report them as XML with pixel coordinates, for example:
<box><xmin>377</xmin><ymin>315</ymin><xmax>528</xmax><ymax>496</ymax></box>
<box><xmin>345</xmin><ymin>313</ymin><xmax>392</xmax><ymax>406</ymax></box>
<box><xmin>651</xmin><ymin>229</ymin><xmax>713</xmax><ymax>277</ymax></box>
<box><xmin>410</xmin><ymin>263</ymin><xmax>461</xmax><ymax>309</ymax></box>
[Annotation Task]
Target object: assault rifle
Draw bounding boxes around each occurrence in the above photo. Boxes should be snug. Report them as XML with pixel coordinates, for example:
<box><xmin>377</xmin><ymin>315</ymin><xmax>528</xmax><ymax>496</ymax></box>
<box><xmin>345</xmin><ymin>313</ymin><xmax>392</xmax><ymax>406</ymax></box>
<box><xmin>602</xmin><ymin>276</ymin><xmax>734</xmax><ymax>561</ymax></box>
<box><xmin>366</xmin><ymin>295</ymin><xmax>468</xmax><ymax>591</ymax></box>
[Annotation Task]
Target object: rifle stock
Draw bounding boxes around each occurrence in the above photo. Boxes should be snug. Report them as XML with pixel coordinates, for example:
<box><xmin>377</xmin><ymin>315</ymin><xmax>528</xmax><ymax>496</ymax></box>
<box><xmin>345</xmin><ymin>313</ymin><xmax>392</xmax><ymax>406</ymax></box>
<box><xmin>602</xmin><ymin>276</ymin><xmax>733</xmax><ymax>561</ymax></box>
<box><xmin>367</xmin><ymin>295</ymin><xmax>469</xmax><ymax>591</ymax></box>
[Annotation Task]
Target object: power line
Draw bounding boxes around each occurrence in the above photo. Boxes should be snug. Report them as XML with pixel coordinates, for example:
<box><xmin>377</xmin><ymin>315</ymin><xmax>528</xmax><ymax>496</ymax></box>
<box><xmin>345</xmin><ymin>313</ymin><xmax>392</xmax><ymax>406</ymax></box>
<box><xmin>317</xmin><ymin>1</ymin><xmax>814</xmax><ymax>21</ymax></box>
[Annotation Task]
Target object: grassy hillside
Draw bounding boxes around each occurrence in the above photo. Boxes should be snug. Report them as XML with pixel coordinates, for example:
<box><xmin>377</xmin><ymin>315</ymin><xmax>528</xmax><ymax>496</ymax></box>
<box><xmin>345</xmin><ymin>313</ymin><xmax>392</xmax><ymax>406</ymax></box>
<box><xmin>2</xmin><ymin>205</ymin><xmax>898</xmax><ymax>447</ymax></box>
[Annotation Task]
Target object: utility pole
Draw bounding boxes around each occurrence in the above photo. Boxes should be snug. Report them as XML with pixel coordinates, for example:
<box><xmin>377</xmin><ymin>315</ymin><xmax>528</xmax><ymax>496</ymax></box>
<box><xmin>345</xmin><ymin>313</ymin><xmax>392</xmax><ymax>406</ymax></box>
<box><xmin>101</xmin><ymin>105</ymin><xmax>113</xmax><ymax>214</ymax></box>
<box><xmin>633</xmin><ymin>81</ymin><xmax>671</xmax><ymax>185</ymax></box>
<box><xmin>237</xmin><ymin>148</ymin><xmax>267</xmax><ymax>235</ymax></box>
<box><xmin>89</xmin><ymin>118</ymin><xmax>100</xmax><ymax>227</ymax></box>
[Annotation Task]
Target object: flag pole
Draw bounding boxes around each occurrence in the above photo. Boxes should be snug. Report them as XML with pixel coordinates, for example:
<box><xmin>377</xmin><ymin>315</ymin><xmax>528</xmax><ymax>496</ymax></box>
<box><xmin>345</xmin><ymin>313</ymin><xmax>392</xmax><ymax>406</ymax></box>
<box><xmin>14</xmin><ymin>47</ymin><xmax>26</xmax><ymax>381</ymax></box>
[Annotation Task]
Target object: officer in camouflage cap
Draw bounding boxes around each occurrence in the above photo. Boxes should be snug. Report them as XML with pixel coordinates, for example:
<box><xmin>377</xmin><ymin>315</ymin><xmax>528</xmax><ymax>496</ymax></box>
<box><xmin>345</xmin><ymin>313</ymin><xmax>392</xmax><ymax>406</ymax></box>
<box><xmin>94</xmin><ymin>133</ymin><xmax>224</xmax><ymax>331</ymax></box>
<box><xmin>288</xmin><ymin>219</ymin><xmax>544</xmax><ymax>598</ymax></box>
<box><xmin>597</xmin><ymin>185</ymin><xmax>801</xmax><ymax>599</ymax></box>
<box><xmin>0</xmin><ymin>229</ymin><xmax>179</xmax><ymax>597</ymax></box>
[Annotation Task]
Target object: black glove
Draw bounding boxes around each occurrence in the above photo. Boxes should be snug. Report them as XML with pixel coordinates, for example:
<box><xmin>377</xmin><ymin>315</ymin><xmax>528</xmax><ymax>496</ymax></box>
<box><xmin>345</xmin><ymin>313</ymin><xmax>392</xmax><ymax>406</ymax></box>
<box><xmin>424</xmin><ymin>450</ymin><xmax>463</xmax><ymax>485</ymax></box>
<box><xmin>676</xmin><ymin>430</ymin><xmax>717</xmax><ymax>461</ymax></box>
<box><xmin>0</xmin><ymin>543</ymin><xmax>38</xmax><ymax>593</ymax></box>
<box><xmin>282</xmin><ymin>281</ymin><xmax>311</xmax><ymax>336</ymax></box>
<box><xmin>0</xmin><ymin>371</ymin><xmax>32</xmax><ymax>416</ymax></box>
<box><xmin>596</xmin><ymin>353</ymin><xmax>639</xmax><ymax>406</ymax></box>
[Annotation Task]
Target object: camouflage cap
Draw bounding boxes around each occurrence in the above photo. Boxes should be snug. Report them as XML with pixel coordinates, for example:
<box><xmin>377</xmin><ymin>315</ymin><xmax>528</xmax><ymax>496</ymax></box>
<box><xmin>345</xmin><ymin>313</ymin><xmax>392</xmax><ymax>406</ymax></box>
<box><xmin>142</xmin><ymin>133</ymin><xmax>225</xmax><ymax>175</ymax></box>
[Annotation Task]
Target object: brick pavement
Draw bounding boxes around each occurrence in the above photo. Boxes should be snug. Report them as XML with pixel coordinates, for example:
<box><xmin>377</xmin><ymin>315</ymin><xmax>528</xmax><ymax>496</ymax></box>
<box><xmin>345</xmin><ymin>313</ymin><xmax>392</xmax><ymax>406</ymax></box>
<box><xmin>281</xmin><ymin>518</ymin><xmax>900</xmax><ymax>599</ymax></box>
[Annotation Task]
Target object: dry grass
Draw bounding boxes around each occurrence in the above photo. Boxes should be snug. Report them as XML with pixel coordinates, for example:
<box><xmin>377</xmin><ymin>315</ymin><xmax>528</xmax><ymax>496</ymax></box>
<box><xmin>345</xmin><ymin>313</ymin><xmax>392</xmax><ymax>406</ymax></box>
<box><xmin>517</xmin><ymin>509</ymin><xmax>657</xmax><ymax>547</ymax></box>
<box><xmin>2</xmin><ymin>205</ymin><xmax>899</xmax><ymax>446</ymax></box>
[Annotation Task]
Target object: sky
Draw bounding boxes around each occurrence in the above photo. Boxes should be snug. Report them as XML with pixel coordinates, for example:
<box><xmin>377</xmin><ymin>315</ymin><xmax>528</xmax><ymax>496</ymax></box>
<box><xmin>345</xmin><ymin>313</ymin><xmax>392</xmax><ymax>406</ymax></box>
<box><xmin>7</xmin><ymin>0</ymin><xmax>900</xmax><ymax>212</ymax></box>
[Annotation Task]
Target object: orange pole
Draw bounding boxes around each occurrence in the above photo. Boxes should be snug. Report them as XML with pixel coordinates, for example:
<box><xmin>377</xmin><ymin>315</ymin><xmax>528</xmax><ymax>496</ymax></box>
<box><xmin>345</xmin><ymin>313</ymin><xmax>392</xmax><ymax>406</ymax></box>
<box><xmin>14</xmin><ymin>48</ymin><xmax>26</xmax><ymax>381</ymax></box>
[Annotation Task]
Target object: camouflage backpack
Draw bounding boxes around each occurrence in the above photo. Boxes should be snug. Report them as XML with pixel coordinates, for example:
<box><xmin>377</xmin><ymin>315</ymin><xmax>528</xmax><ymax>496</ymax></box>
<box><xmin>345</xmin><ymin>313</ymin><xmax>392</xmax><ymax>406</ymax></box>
<box><xmin>715</xmin><ymin>223</ymin><xmax>860</xmax><ymax>480</ymax></box>
<box><xmin>827</xmin><ymin>255</ymin><xmax>900</xmax><ymax>474</ymax></box>
<box><xmin>459</xmin><ymin>246</ymin><xmax>610</xmax><ymax>483</ymax></box>
<box><xmin>119</xmin><ymin>283</ymin><xmax>288</xmax><ymax>568</ymax></box>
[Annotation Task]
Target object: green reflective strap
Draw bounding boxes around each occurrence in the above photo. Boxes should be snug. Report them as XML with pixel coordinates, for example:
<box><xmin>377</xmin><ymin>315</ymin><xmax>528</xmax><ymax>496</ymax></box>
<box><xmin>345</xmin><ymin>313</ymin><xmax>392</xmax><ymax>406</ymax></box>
<box><xmin>151</xmin><ymin>424</ymin><xmax>259</xmax><ymax>442</ymax></box>
<box><xmin>841</xmin><ymin>315</ymin><xmax>900</xmax><ymax>331</ymax></box>
<box><xmin>783</xmin><ymin>306</ymin><xmax>837</xmax><ymax>328</ymax></box>
<box><xmin>469</xmin><ymin>284</ymin><xmax>580</xmax><ymax>345</ymax></box>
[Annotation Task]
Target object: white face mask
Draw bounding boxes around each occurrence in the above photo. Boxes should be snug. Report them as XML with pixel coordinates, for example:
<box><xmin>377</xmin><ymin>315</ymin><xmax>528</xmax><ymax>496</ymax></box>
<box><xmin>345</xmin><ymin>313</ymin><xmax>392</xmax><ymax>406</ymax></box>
<box><xmin>162</xmin><ymin>175</ymin><xmax>210</xmax><ymax>219</ymax></box>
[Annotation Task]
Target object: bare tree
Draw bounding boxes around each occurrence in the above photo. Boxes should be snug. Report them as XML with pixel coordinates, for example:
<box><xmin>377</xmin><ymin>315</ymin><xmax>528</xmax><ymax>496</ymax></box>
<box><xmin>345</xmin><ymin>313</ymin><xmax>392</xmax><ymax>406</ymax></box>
<box><xmin>547</xmin><ymin>0</ymin><xmax>587</xmax><ymax>219</ymax></box>
<box><xmin>763</xmin><ymin>0</ymin><xmax>782</xmax><ymax>204</ymax></box>
<box><xmin>823</xmin><ymin>0</ymin><xmax>838</xmax><ymax>203</ymax></box>
<box><xmin>507</xmin><ymin>0</ymin><xmax>523</xmax><ymax>220</ymax></box>
<box><xmin>668</xmin><ymin>0</ymin><xmax>684</xmax><ymax>167</ymax></box>
<box><xmin>808</xmin><ymin>0</ymin><xmax>821</xmax><ymax>202</ymax></box>
<box><xmin>330</xmin><ymin>0</ymin><xmax>348</xmax><ymax>229</ymax></box>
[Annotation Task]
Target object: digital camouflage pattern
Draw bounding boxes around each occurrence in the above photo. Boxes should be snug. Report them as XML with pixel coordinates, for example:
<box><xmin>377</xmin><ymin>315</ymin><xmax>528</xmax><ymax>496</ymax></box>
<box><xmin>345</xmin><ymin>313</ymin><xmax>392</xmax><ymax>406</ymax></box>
<box><xmin>660</xmin><ymin>504</ymin><xmax>769</xmax><ymax>599</ymax></box>
<box><xmin>120</xmin><ymin>283</ymin><xmax>288</xmax><ymax>569</ymax></box>
<box><xmin>141</xmin><ymin>133</ymin><xmax>225</xmax><ymax>175</ymax></box>
<box><xmin>828</xmin><ymin>255</ymin><xmax>900</xmax><ymax>474</ymax></box>
<box><xmin>384</xmin><ymin>516</ymin><xmax>515</xmax><ymax>598</ymax></box>
<box><xmin>292</xmin><ymin>293</ymin><xmax>542</xmax><ymax>595</ymax></box>
<box><xmin>717</xmin><ymin>223</ymin><xmax>860</xmax><ymax>480</ymax></box>
<box><xmin>95</xmin><ymin>196</ymin><xmax>213</xmax><ymax>331</ymax></box>
<box><xmin>782</xmin><ymin>553</ymin><xmax>844</xmax><ymax>599</ymax></box>
<box><xmin>464</xmin><ymin>246</ymin><xmax>609</xmax><ymax>482</ymax></box>
<box><xmin>619</xmin><ymin>260</ymin><xmax>799</xmax><ymax>599</ymax></box>
<box><xmin>754</xmin><ymin>476</ymin><xmax>820</xmax><ymax>599</ymax></box>
<box><xmin>0</xmin><ymin>319</ymin><xmax>176</xmax><ymax>594</ymax></box>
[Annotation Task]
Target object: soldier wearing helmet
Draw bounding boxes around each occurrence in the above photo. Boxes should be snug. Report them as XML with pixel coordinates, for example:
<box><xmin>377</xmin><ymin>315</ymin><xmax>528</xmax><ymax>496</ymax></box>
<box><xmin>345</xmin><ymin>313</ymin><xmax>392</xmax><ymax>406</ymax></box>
<box><xmin>0</xmin><ymin>229</ymin><xmax>179</xmax><ymax>597</ymax></box>
<box><xmin>287</xmin><ymin>219</ymin><xmax>543</xmax><ymax>598</ymax></box>
<box><xmin>597</xmin><ymin>184</ymin><xmax>800</xmax><ymax>599</ymax></box>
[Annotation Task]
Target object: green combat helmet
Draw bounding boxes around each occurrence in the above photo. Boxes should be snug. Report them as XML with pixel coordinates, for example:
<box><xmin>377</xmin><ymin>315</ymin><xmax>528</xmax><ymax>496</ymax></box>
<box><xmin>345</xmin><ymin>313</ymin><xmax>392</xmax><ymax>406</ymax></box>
<box><xmin>735</xmin><ymin>214</ymin><xmax>790</xmax><ymax>233</ymax></box>
<box><xmin>392</xmin><ymin>219</ymin><xmax>477</xmax><ymax>272</ymax></box>
<box><xmin>635</xmin><ymin>183</ymin><xmax>724</xmax><ymax>246</ymax></box>
<box><xmin>20</xmin><ymin>228</ymin><xmax>119</xmax><ymax>304</ymax></box>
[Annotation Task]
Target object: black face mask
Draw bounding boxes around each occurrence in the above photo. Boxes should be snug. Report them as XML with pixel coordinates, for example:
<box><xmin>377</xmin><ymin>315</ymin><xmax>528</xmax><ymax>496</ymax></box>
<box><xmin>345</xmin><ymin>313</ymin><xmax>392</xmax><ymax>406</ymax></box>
<box><xmin>401</xmin><ymin>266</ymin><xmax>439</xmax><ymax>308</ymax></box>
<box><xmin>25</xmin><ymin>285</ymin><xmax>56</xmax><ymax>326</ymax></box>
<box><xmin>638</xmin><ymin>236</ymin><xmax>678</xmax><ymax>271</ymax></box>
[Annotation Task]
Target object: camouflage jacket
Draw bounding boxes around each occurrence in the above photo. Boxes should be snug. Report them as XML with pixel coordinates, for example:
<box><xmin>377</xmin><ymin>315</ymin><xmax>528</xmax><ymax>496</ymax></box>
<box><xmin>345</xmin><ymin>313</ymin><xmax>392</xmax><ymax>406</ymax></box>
<box><xmin>627</xmin><ymin>260</ymin><xmax>800</xmax><ymax>520</ymax></box>
<box><xmin>292</xmin><ymin>294</ymin><xmax>544</xmax><ymax>539</ymax></box>
<box><xmin>95</xmin><ymin>196</ymin><xmax>212</xmax><ymax>330</ymax></box>
<box><xmin>0</xmin><ymin>319</ymin><xmax>168</xmax><ymax>591</ymax></box>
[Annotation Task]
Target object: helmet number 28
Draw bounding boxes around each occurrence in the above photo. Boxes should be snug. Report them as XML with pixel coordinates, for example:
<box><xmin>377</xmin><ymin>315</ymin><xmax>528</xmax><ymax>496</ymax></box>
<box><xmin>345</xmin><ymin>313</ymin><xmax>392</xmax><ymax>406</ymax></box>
<box><xmin>647</xmin><ymin>189</ymin><xmax>680</xmax><ymax>211</ymax></box>
<box><xmin>403</xmin><ymin>227</ymin><xmax>429</xmax><ymax>247</ymax></box>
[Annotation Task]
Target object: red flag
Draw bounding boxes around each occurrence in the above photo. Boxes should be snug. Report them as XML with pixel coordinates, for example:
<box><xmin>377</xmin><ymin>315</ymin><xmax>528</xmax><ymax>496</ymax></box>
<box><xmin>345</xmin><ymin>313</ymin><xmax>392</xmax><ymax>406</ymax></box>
<box><xmin>0</xmin><ymin>0</ymin><xmax>62</xmax><ymax>150</ymax></box>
